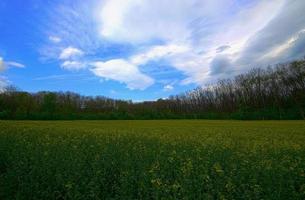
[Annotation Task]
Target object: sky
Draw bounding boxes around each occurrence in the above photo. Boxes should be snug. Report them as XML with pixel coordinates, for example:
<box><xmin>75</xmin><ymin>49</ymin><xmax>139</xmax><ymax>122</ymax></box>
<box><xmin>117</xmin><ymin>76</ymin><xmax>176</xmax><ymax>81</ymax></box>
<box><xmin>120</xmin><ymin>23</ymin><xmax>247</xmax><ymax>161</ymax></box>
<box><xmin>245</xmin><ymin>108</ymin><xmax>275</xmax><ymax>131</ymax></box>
<box><xmin>0</xmin><ymin>0</ymin><xmax>305</xmax><ymax>101</ymax></box>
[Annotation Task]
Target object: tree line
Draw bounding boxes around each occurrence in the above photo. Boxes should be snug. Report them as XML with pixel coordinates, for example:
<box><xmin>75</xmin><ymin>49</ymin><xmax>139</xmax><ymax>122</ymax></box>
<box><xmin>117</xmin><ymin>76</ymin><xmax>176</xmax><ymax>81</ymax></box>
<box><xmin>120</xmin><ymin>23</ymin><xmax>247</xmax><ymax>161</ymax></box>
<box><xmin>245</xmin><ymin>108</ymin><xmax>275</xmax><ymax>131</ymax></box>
<box><xmin>0</xmin><ymin>59</ymin><xmax>304</xmax><ymax>120</ymax></box>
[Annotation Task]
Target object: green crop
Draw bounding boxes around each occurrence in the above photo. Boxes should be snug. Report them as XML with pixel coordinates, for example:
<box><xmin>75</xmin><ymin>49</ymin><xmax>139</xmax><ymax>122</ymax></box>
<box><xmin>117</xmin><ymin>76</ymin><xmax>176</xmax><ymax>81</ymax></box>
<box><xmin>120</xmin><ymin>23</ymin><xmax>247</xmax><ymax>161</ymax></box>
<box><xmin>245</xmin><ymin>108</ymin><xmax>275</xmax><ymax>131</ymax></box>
<box><xmin>1</xmin><ymin>120</ymin><xmax>305</xmax><ymax>199</ymax></box>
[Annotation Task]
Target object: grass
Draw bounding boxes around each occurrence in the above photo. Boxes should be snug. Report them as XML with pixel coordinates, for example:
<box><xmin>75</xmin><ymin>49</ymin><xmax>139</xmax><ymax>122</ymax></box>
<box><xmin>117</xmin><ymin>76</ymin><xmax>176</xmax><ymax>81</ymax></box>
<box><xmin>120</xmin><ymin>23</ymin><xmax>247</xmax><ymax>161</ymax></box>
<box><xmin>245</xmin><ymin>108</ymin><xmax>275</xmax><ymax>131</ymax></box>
<box><xmin>0</xmin><ymin>120</ymin><xmax>305</xmax><ymax>199</ymax></box>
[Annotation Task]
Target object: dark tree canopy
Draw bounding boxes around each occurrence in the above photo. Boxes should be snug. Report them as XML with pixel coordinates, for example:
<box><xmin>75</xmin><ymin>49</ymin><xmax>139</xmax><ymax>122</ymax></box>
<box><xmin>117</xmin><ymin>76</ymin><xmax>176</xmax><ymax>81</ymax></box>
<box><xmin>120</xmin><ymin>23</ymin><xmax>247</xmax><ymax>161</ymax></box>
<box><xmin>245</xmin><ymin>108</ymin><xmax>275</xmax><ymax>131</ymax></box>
<box><xmin>0</xmin><ymin>59</ymin><xmax>304</xmax><ymax>120</ymax></box>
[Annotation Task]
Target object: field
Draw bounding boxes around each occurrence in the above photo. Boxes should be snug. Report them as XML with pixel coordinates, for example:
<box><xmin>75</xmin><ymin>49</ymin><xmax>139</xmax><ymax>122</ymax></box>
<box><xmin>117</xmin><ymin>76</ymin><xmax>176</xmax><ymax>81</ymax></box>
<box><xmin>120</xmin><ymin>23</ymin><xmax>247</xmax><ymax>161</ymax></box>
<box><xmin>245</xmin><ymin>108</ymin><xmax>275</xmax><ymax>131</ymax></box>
<box><xmin>0</xmin><ymin>120</ymin><xmax>305</xmax><ymax>199</ymax></box>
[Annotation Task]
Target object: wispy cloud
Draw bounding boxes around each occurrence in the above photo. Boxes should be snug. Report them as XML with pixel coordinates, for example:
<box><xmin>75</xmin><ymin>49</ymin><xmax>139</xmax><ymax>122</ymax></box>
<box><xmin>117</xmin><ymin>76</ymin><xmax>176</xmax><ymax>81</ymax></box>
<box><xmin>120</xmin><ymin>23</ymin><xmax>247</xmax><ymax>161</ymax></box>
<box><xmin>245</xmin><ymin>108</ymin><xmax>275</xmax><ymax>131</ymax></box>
<box><xmin>237</xmin><ymin>1</ymin><xmax>305</xmax><ymax>66</ymax></box>
<box><xmin>0</xmin><ymin>57</ymin><xmax>5</xmax><ymax>72</ymax></box>
<box><xmin>0</xmin><ymin>56</ymin><xmax>25</xmax><ymax>71</ymax></box>
<box><xmin>0</xmin><ymin>56</ymin><xmax>25</xmax><ymax>91</ymax></box>
<box><xmin>216</xmin><ymin>45</ymin><xmax>231</xmax><ymax>53</ymax></box>
<box><xmin>0</xmin><ymin>76</ymin><xmax>9</xmax><ymax>93</ymax></box>
<box><xmin>130</xmin><ymin>44</ymin><xmax>189</xmax><ymax>66</ymax></box>
<box><xmin>6</xmin><ymin>61</ymin><xmax>25</xmax><ymax>68</ymax></box>
<box><xmin>49</xmin><ymin>36</ymin><xmax>62</xmax><ymax>43</ymax></box>
<box><xmin>94</xmin><ymin>0</ymin><xmax>290</xmax><ymax>85</ymax></box>
<box><xmin>163</xmin><ymin>84</ymin><xmax>174</xmax><ymax>92</ymax></box>
<box><xmin>40</xmin><ymin>0</ymin><xmax>305</xmax><ymax>91</ymax></box>
<box><xmin>33</xmin><ymin>74</ymin><xmax>87</xmax><ymax>81</ymax></box>
<box><xmin>59</xmin><ymin>47</ymin><xmax>84</xmax><ymax>60</ymax></box>
<box><xmin>61</xmin><ymin>61</ymin><xmax>86</xmax><ymax>71</ymax></box>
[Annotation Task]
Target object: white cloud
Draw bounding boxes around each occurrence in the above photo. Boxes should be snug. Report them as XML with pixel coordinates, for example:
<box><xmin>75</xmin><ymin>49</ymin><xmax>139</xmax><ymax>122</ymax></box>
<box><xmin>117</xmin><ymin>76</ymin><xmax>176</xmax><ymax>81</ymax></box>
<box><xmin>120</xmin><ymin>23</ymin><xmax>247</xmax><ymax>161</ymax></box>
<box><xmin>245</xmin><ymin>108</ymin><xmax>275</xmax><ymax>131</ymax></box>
<box><xmin>0</xmin><ymin>76</ymin><xmax>9</xmax><ymax>93</ymax></box>
<box><xmin>0</xmin><ymin>57</ymin><xmax>25</xmax><ymax>71</ymax></box>
<box><xmin>0</xmin><ymin>56</ymin><xmax>25</xmax><ymax>92</ymax></box>
<box><xmin>130</xmin><ymin>44</ymin><xmax>189</xmax><ymax>65</ymax></box>
<box><xmin>90</xmin><ymin>59</ymin><xmax>154</xmax><ymax>90</ymax></box>
<box><xmin>96</xmin><ymin>0</ymin><xmax>286</xmax><ymax>85</ymax></box>
<box><xmin>41</xmin><ymin>0</ymin><xmax>102</xmax><ymax>60</ymax></box>
<box><xmin>42</xmin><ymin>0</ymin><xmax>305</xmax><ymax>90</ymax></box>
<box><xmin>163</xmin><ymin>84</ymin><xmax>174</xmax><ymax>92</ymax></box>
<box><xmin>59</xmin><ymin>47</ymin><xmax>84</xmax><ymax>60</ymax></box>
<box><xmin>49</xmin><ymin>36</ymin><xmax>62</xmax><ymax>43</ymax></box>
<box><xmin>261</xmin><ymin>29</ymin><xmax>305</xmax><ymax>61</ymax></box>
<box><xmin>6</xmin><ymin>61</ymin><xmax>25</xmax><ymax>68</ymax></box>
<box><xmin>0</xmin><ymin>57</ymin><xmax>5</xmax><ymax>72</ymax></box>
<box><xmin>59</xmin><ymin>47</ymin><xmax>85</xmax><ymax>71</ymax></box>
<box><xmin>98</xmin><ymin>0</ymin><xmax>231</xmax><ymax>43</ymax></box>
<box><xmin>61</xmin><ymin>61</ymin><xmax>86</xmax><ymax>71</ymax></box>
<box><xmin>237</xmin><ymin>1</ymin><xmax>305</xmax><ymax>66</ymax></box>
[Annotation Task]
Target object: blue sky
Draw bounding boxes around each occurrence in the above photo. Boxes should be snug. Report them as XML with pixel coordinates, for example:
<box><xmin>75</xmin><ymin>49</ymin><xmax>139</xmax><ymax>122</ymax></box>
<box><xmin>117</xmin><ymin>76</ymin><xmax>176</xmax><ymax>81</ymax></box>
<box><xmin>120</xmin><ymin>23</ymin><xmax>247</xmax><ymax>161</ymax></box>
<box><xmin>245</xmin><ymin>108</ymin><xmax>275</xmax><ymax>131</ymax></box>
<box><xmin>0</xmin><ymin>0</ymin><xmax>305</xmax><ymax>101</ymax></box>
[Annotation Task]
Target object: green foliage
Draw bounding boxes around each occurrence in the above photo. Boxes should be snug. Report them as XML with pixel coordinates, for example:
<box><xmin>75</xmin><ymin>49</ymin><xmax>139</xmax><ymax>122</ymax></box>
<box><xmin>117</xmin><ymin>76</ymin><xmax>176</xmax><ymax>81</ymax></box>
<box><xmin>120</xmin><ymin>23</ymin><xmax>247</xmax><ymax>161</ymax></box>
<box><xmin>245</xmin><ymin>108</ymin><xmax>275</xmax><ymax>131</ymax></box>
<box><xmin>0</xmin><ymin>59</ymin><xmax>304</xmax><ymax>120</ymax></box>
<box><xmin>42</xmin><ymin>93</ymin><xmax>57</xmax><ymax>115</ymax></box>
<box><xmin>1</xmin><ymin>120</ymin><xmax>305</xmax><ymax>199</ymax></box>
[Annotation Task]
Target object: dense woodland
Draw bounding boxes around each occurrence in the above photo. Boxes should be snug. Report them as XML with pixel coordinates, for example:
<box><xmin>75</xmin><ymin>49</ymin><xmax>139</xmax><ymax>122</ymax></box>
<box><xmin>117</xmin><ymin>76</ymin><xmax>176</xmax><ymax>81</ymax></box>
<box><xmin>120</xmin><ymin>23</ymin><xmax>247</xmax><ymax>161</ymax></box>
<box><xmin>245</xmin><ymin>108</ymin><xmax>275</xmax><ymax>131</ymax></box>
<box><xmin>0</xmin><ymin>59</ymin><xmax>304</xmax><ymax>120</ymax></box>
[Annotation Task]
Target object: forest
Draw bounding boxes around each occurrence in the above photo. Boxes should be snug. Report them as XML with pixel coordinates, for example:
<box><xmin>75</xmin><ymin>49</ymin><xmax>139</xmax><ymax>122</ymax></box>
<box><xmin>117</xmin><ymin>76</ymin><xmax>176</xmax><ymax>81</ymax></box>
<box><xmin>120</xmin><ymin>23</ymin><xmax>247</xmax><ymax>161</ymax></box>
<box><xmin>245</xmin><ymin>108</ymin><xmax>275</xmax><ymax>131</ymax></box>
<box><xmin>0</xmin><ymin>59</ymin><xmax>304</xmax><ymax>120</ymax></box>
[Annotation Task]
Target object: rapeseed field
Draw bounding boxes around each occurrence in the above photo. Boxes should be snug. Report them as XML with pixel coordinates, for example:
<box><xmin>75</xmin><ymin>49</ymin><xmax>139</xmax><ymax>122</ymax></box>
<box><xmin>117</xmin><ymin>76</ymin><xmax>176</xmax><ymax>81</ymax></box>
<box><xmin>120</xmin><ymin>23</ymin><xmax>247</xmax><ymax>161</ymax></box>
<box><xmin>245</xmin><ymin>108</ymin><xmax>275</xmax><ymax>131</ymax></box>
<box><xmin>0</xmin><ymin>120</ymin><xmax>305</xmax><ymax>199</ymax></box>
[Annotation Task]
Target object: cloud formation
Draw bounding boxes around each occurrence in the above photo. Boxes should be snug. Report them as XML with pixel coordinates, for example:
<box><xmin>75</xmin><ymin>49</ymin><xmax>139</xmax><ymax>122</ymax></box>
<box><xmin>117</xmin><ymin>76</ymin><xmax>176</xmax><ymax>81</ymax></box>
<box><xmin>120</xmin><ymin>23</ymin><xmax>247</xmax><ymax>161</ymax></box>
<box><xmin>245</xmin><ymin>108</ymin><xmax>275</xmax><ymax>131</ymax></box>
<box><xmin>216</xmin><ymin>45</ymin><xmax>231</xmax><ymax>53</ymax></box>
<box><xmin>0</xmin><ymin>76</ymin><xmax>9</xmax><ymax>93</ymax></box>
<box><xmin>57</xmin><ymin>47</ymin><xmax>87</xmax><ymax>71</ymax></box>
<box><xmin>61</xmin><ymin>61</ymin><xmax>86</xmax><ymax>71</ymax></box>
<box><xmin>238</xmin><ymin>0</ymin><xmax>305</xmax><ymax>66</ymax></box>
<box><xmin>0</xmin><ymin>57</ymin><xmax>5</xmax><ymax>72</ymax></box>
<box><xmin>49</xmin><ymin>36</ymin><xmax>62</xmax><ymax>43</ymax></box>
<box><xmin>95</xmin><ymin>0</ymin><xmax>288</xmax><ymax>84</ymax></box>
<box><xmin>0</xmin><ymin>57</ymin><xmax>25</xmax><ymax>71</ymax></box>
<box><xmin>6</xmin><ymin>61</ymin><xmax>25</xmax><ymax>68</ymax></box>
<box><xmin>99</xmin><ymin>0</ymin><xmax>194</xmax><ymax>43</ymax></box>
<box><xmin>210</xmin><ymin>55</ymin><xmax>232</xmax><ymax>75</ymax></box>
<box><xmin>130</xmin><ymin>44</ymin><xmax>189</xmax><ymax>66</ymax></box>
<box><xmin>43</xmin><ymin>0</ymin><xmax>305</xmax><ymax>91</ymax></box>
<box><xmin>90</xmin><ymin>59</ymin><xmax>154</xmax><ymax>90</ymax></box>
<box><xmin>59</xmin><ymin>47</ymin><xmax>84</xmax><ymax>60</ymax></box>
<box><xmin>0</xmin><ymin>56</ymin><xmax>25</xmax><ymax>91</ymax></box>
<box><xmin>0</xmin><ymin>58</ymin><xmax>8</xmax><ymax>92</ymax></box>
<box><xmin>163</xmin><ymin>85</ymin><xmax>174</xmax><ymax>92</ymax></box>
